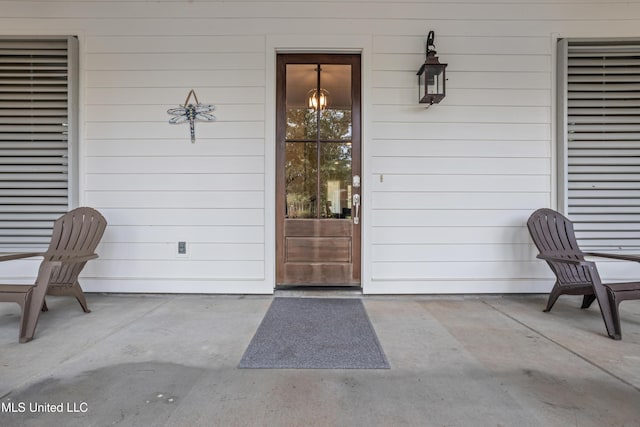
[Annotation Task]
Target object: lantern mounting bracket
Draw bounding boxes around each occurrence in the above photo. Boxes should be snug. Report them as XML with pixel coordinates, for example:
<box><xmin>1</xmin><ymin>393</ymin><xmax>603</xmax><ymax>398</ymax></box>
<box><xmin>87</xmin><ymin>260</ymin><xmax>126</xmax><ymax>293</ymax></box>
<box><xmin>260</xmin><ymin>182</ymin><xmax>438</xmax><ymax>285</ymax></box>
<box><xmin>426</xmin><ymin>30</ymin><xmax>436</xmax><ymax>56</ymax></box>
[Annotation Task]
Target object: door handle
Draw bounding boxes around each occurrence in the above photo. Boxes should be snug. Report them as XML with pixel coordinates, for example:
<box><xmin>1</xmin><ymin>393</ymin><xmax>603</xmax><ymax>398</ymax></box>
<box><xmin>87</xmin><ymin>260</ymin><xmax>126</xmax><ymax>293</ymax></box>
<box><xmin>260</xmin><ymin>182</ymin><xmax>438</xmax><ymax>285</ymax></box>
<box><xmin>353</xmin><ymin>194</ymin><xmax>360</xmax><ymax>225</ymax></box>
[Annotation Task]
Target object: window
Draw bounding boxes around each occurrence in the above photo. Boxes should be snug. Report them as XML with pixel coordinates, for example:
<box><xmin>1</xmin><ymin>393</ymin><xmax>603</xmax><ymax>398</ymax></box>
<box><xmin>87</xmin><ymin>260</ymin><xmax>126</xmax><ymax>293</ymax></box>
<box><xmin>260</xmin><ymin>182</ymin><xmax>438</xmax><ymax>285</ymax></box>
<box><xmin>0</xmin><ymin>36</ymin><xmax>78</xmax><ymax>250</ymax></box>
<box><xmin>557</xmin><ymin>38</ymin><xmax>640</xmax><ymax>251</ymax></box>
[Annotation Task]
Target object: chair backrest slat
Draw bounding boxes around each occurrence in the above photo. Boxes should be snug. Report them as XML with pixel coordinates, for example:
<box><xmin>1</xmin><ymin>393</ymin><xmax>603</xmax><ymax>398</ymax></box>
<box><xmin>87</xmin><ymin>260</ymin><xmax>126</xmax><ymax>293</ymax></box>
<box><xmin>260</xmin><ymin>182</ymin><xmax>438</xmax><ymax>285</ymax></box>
<box><xmin>527</xmin><ymin>208</ymin><xmax>592</xmax><ymax>285</ymax></box>
<box><xmin>44</xmin><ymin>207</ymin><xmax>107</xmax><ymax>285</ymax></box>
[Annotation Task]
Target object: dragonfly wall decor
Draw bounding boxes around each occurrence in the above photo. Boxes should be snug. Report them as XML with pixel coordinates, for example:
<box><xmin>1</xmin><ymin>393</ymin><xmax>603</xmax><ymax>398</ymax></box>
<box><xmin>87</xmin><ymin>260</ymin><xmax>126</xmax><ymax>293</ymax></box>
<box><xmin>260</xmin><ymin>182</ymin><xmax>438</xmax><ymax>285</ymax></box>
<box><xmin>167</xmin><ymin>89</ymin><xmax>216</xmax><ymax>143</ymax></box>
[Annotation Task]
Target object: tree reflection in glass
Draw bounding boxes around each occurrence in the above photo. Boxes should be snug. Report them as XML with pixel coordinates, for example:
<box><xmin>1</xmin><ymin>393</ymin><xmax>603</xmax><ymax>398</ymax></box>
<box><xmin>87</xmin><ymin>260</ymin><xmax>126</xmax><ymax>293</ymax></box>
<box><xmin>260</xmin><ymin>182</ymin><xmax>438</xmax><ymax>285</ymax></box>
<box><xmin>285</xmin><ymin>64</ymin><xmax>352</xmax><ymax>220</ymax></box>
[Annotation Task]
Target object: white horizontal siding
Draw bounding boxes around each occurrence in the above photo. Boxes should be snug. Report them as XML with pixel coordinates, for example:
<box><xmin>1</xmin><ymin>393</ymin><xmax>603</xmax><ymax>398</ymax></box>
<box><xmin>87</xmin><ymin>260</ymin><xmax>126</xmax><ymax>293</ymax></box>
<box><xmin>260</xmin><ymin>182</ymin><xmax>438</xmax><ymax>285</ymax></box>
<box><xmin>0</xmin><ymin>0</ymin><xmax>638</xmax><ymax>293</ymax></box>
<box><xmin>83</xmin><ymin>260</ymin><xmax>264</xmax><ymax>280</ymax></box>
<box><xmin>78</xmin><ymin>8</ymin><xmax>268</xmax><ymax>291</ymax></box>
<box><xmin>371</xmin><ymin>175</ymin><xmax>550</xmax><ymax>193</ymax></box>
<box><xmin>86</xmin><ymin>122</ymin><xmax>263</xmax><ymax>140</ymax></box>
<box><xmin>374</xmin><ymin>54</ymin><xmax>551</xmax><ymax>73</ymax></box>
<box><xmin>372</xmin><ymin>158</ymin><xmax>550</xmax><ymax>175</ymax></box>
<box><xmin>86</xmin><ymin>174</ymin><xmax>265</xmax><ymax>191</ymax></box>
<box><xmin>372</xmin><ymin>210</ymin><xmax>536</xmax><ymax>228</ymax></box>
<box><xmin>85</xmin><ymin>157</ymin><xmax>264</xmax><ymax>174</ymax></box>
<box><xmin>371</xmin><ymin>123</ymin><xmax>550</xmax><ymax>140</ymax></box>
<box><xmin>4</xmin><ymin>15</ymin><xmax>640</xmax><ymax>38</ymax></box>
<box><xmin>85</xmin><ymin>191</ymin><xmax>264</xmax><ymax>209</ymax></box>
<box><xmin>372</xmin><ymin>227</ymin><xmax>531</xmax><ymax>245</ymax></box>
<box><xmin>367</xmin><ymin>6</ymin><xmax>557</xmax><ymax>291</ymax></box>
<box><xmin>407</xmin><ymin>71</ymin><xmax>551</xmax><ymax>90</ymax></box>
<box><xmin>85</xmin><ymin>35</ymin><xmax>265</xmax><ymax>54</ymax></box>
<box><xmin>373</xmin><ymin>244</ymin><xmax>537</xmax><ymax>262</ymax></box>
<box><xmin>372</xmin><ymin>88</ymin><xmax>550</xmax><ymax>106</ymax></box>
<box><xmin>86</xmin><ymin>70</ymin><xmax>263</xmax><ymax>88</ymax></box>
<box><xmin>372</xmin><ymin>192</ymin><xmax>548</xmax><ymax>210</ymax></box>
<box><xmin>86</xmin><ymin>88</ymin><xmax>264</xmax><ymax>105</ymax></box>
<box><xmin>104</xmin><ymin>226</ymin><xmax>263</xmax><ymax>244</ymax></box>
<box><xmin>371</xmin><ymin>106</ymin><xmax>550</xmax><ymax>124</ymax></box>
<box><xmin>86</xmin><ymin>54</ymin><xmax>265</xmax><ymax>72</ymax></box>
<box><xmin>97</xmin><ymin>242</ymin><xmax>264</xmax><ymax>261</ymax></box>
<box><xmin>85</xmin><ymin>139</ymin><xmax>265</xmax><ymax>156</ymax></box>
<box><xmin>372</xmin><ymin>261</ymin><xmax>549</xmax><ymax>280</ymax></box>
<box><xmin>86</xmin><ymin>106</ymin><xmax>265</xmax><ymax>123</ymax></box>
<box><xmin>98</xmin><ymin>209</ymin><xmax>264</xmax><ymax>226</ymax></box>
<box><xmin>4</xmin><ymin>2</ymin><xmax>639</xmax><ymax>21</ymax></box>
<box><xmin>370</xmin><ymin>140</ymin><xmax>550</xmax><ymax>158</ymax></box>
<box><xmin>374</xmin><ymin>35</ymin><xmax>551</xmax><ymax>56</ymax></box>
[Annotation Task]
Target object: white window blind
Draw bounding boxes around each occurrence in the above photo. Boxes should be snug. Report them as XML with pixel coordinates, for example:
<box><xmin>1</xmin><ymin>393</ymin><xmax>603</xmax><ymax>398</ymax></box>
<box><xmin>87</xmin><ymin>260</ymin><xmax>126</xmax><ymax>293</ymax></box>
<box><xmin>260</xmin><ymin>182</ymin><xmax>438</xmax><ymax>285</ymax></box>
<box><xmin>559</xmin><ymin>39</ymin><xmax>640</xmax><ymax>251</ymax></box>
<box><xmin>0</xmin><ymin>37</ymin><xmax>77</xmax><ymax>250</ymax></box>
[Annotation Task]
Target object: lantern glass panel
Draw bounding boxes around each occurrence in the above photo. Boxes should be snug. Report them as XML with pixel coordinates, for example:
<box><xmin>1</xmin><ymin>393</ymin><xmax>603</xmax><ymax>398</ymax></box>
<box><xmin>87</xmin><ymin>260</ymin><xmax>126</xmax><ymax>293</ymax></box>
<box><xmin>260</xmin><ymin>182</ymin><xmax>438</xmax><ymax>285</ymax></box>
<box><xmin>427</xmin><ymin>68</ymin><xmax>443</xmax><ymax>95</ymax></box>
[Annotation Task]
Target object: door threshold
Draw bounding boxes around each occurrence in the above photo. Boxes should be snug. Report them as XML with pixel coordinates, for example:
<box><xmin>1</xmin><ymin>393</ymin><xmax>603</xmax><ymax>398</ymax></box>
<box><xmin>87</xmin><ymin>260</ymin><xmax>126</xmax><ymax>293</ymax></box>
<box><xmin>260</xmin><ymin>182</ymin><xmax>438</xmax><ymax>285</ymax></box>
<box><xmin>274</xmin><ymin>285</ymin><xmax>362</xmax><ymax>298</ymax></box>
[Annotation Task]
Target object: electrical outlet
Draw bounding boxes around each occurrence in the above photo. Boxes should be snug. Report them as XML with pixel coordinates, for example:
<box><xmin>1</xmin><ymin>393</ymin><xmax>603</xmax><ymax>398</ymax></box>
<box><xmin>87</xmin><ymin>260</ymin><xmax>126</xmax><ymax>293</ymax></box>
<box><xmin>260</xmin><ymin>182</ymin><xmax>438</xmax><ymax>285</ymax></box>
<box><xmin>178</xmin><ymin>241</ymin><xmax>187</xmax><ymax>255</ymax></box>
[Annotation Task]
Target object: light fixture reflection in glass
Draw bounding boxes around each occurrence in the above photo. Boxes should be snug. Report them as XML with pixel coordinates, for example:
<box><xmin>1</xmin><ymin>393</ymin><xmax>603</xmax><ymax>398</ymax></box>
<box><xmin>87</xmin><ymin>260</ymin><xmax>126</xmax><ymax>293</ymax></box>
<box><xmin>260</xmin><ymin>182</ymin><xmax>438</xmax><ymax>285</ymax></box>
<box><xmin>307</xmin><ymin>88</ymin><xmax>329</xmax><ymax>111</ymax></box>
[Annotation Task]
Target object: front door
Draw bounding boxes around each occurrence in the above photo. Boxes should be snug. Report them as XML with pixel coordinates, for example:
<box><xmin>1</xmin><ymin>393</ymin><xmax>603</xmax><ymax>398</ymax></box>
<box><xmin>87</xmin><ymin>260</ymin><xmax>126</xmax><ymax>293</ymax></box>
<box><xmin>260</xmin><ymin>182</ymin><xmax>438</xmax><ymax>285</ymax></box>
<box><xmin>276</xmin><ymin>54</ymin><xmax>361</xmax><ymax>286</ymax></box>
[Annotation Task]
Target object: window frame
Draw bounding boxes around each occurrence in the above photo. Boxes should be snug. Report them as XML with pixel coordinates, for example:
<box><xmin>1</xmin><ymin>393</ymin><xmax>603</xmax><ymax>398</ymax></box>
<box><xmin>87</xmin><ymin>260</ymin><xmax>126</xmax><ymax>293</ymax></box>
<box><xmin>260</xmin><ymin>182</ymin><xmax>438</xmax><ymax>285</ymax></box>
<box><xmin>557</xmin><ymin>37</ymin><xmax>640</xmax><ymax>251</ymax></box>
<box><xmin>0</xmin><ymin>35</ymin><xmax>79</xmax><ymax>251</ymax></box>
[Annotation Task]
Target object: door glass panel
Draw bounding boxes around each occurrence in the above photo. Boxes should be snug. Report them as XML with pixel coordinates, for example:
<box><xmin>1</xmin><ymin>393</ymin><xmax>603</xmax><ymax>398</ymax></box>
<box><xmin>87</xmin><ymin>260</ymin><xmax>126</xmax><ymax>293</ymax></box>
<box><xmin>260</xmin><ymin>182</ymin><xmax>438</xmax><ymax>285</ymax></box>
<box><xmin>320</xmin><ymin>64</ymin><xmax>352</xmax><ymax>141</ymax></box>
<box><xmin>285</xmin><ymin>110</ymin><xmax>317</xmax><ymax>140</ymax></box>
<box><xmin>285</xmin><ymin>142</ymin><xmax>317</xmax><ymax>218</ymax></box>
<box><xmin>320</xmin><ymin>142</ymin><xmax>352</xmax><ymax>219</ymax></box>
<box><xmin>285</xmin><ymin>64</ymin><xmax>317</xmax><ymax>139</ymax></box>
<box><xmin>284</xmin><ymin>63</ymin><xmax>352</xmax><ymax>220</ymax></box>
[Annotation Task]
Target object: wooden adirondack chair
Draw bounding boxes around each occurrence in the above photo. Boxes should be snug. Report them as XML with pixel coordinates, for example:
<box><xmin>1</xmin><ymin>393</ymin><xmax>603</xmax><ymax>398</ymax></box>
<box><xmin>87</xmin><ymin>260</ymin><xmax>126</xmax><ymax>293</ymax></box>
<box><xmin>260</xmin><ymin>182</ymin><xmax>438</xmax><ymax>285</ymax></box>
<box><xmin>527</xmin><ymin>208</ymin><xmax>640</xmax><ymax>340</ymax></box>
<box><xmin>0</xmin><ymin>261</ymin><xmax>61</xmax><ymax>342</ymax></box>
<box><xmin>0</xmin><ymin>207</ymin><xmax>106</xmax><ymax>342</ymax></box>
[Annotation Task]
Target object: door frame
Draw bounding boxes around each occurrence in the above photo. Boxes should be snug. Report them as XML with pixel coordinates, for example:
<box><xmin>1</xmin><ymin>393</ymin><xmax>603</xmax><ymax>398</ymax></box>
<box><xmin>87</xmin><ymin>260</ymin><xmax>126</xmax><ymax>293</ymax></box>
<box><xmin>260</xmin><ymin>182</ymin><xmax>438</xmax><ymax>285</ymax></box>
<box><xmin>275</xmin><ymin>53</ymin><xmax>362</xmax><ymax>286</ymax></box>
<box><xmin>265</xmin><ymin>36</ymin><xmax>372</xmax><ymax>292</ymax></box>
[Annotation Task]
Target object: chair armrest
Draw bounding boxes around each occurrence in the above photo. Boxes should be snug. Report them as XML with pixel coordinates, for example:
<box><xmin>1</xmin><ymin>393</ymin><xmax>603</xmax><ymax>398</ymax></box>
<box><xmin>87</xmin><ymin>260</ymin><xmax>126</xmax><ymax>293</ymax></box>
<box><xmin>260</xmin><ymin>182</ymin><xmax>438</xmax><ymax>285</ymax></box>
<box><xmin>585</xmin><ymin>252</ymin><xmax>640</xmax><ymax>263</ymax></box>
<box><xmin>0</xmin><ymin>252</ymin><xmax>44</xmax><ymax>262</ymax></box>
<box><xmin>52</xmin><ymin>254</ymin><xmax>99</xmax><ymax>264</ymax></box>
<box><xmin>0</xmin><ymin>252</ymin><xmax>98</xmax><ymax>265</ymax></box>
<box><xmin>44</xmin><ymin>260</ymin><xmax>63</xmax><ymax>269</ymax></box>
<box><xmin>536</xmin><ymin>254</ymin><xmax>592</xmax><ymax>266</ymax></box>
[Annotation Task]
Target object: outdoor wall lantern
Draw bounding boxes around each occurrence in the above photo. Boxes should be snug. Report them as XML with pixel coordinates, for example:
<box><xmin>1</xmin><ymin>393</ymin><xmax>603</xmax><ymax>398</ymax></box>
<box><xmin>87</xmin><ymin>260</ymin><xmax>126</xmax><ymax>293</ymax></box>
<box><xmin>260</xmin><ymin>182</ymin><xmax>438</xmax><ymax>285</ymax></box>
<box><xmin>417</xmin><ymin>31</ymin><xmax>447</xmax><ymax>105</ymax></box>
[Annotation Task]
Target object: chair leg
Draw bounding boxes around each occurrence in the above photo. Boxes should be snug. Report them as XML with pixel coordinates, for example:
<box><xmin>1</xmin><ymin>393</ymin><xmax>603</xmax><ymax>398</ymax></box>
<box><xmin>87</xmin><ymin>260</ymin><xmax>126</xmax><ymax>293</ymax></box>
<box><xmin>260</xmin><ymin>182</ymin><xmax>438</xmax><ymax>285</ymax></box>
<box><xmin>17</xmin><ymin>290</ymin><xmax>33</xmax><ymax>343</ymax></box>
<box><xmin>544</xmin><ymin>284</ymin><xmax>563</xmax><ymax>312</ymax></box>
<box><xmin>606</xmin><ymin>289</ymin><xmax>623</xmax><ymax>340</ymax></box>
<box><xmin>71</xmin><ymin>282</ymin><xmax>91</xmax><ymax>313</ymax></box>
<box><xmin>22</xmin><ymin>262</ymin><xmax>60</xmax><ymax>343</ymax></box>
<box><xmin>591</xmin><ymin>280</ymin><xmax>620</xmax><ymax>340</ymax></box>
<box><xmin>41</xmin><ymin>299</ymin><xmax>48</xmax><ymax>312</ymax></box>
<box><xmin>21</xmin><ymin>290</ymin><xmax>46</xmax><ymax>343</ymax></box>
<box><xmin>581</xmin><ymin>294</ymin><xmax>596</xmax><ymax>309</ymax></box>
<box><xmin>47</xmin><ymin>282</ymin><xmax>91</xmax><ymax>313</ymax></box>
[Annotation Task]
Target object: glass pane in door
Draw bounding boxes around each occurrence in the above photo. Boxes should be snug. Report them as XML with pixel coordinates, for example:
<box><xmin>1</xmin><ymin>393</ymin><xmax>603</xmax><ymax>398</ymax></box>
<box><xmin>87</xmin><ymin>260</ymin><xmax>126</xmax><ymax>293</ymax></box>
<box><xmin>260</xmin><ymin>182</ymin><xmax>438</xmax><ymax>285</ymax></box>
<box><xmin>320</xmin><ymin>141</ymin><xmax>352</xmax><ymax>219</ymax></box>
<box><xmin>319</xmin><ymin>64</ymin><xmax>352</xmax><ymax>141</ymax></box>
<box><xmin>285</xmin><ymin>141</ymin><xmax>317</xmax><ymax>218</ymax></box>
<box><xmin>284</xmin><ymin>63</ymin><xmax>352</xmax><ymax>220</ymax></box>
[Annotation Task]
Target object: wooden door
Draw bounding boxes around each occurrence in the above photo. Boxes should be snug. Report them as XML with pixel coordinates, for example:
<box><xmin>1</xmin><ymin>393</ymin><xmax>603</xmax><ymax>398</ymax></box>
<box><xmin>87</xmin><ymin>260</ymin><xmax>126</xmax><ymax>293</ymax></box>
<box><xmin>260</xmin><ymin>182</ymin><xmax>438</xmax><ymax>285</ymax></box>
<box><xmin>276</xmin><ymin>54</ymin><xmax>361</xmax><ymax>286</ymax></box>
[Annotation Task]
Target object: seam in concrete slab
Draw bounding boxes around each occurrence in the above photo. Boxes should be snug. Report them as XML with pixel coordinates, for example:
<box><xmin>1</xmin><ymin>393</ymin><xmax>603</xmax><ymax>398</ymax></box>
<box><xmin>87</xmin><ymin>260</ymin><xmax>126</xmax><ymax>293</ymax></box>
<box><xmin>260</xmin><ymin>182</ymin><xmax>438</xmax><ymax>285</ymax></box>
<box><xmin>483</xmin><ymin>300</ymin><xmax>640</xmax><ymax>394</ymax></box>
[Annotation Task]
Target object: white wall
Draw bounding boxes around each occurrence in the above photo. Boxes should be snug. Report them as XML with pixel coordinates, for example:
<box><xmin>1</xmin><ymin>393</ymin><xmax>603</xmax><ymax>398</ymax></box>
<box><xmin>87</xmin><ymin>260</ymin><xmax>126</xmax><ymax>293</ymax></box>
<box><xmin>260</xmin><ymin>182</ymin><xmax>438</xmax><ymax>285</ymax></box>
<box><xmin>1</xmin><ymin>0</ymin><xmax>639</xmax><ymax>294</ymax></box>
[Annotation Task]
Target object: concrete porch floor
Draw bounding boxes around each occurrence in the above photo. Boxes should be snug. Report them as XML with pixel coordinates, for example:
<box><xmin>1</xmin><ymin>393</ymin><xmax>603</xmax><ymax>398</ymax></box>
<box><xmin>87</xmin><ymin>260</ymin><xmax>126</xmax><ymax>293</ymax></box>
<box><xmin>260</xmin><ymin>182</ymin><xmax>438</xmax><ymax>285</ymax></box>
<box><xmin>1</xmin><ymin>293</ymin><xmax>639</xmax><ymax>427</ymax></box>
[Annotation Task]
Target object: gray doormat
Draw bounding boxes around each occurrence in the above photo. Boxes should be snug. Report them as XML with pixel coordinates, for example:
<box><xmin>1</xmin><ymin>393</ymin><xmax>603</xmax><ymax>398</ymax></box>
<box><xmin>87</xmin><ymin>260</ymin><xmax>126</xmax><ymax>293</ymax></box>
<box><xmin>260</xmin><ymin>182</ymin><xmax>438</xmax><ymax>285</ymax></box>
<box><xmin>238</xmin><ymin>298</ymin><xmax>390</xmax><ymax>369</ymax></box>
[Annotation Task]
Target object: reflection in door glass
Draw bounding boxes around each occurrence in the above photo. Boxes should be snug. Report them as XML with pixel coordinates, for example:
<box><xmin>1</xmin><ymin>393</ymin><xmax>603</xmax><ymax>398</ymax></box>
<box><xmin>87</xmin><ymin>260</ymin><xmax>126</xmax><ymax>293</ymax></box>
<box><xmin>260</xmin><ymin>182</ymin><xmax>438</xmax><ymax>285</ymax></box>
<box><xmin>285</xmin><ymin>109</ymin><xmax>317</xmax><ymax>141</ymax></box>
<box><xmin>285</xmin><ymin>64</ymin><xmax>318</xmax><ymax>140</ymax></box>
<box><xmin>321</xmin><ymin>142</ymin><xmax>352</xmax><ymax>219</ymax></box>
<box><xmin>285</xmin><ymin>142</ymin><xmax>317</xmax><ymax>218</ymax></box>
<box><xmin>320</xmin><ymin>64</ymin><xmax>352</xmax><ymax>141</ymax></box>
<box><xmin>284</xmin><ymin>63</ymin><xmax>352</xmax><ymax>219</ymax></box>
